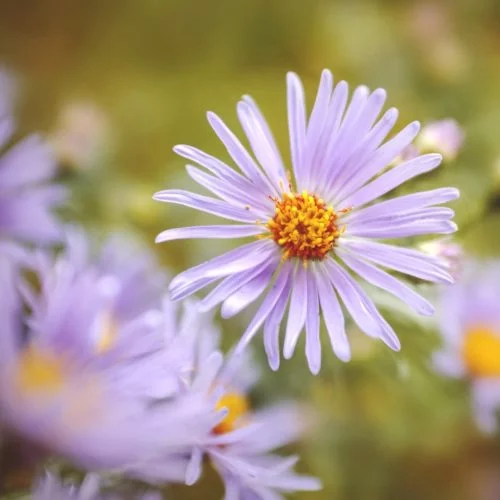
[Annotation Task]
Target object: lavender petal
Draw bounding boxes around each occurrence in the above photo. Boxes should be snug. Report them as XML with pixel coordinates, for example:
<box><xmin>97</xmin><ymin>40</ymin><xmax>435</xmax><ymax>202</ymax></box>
<box><xmin>283</xmin><ymin>264</ymin><xmax>308</xmax><ymax>360</ymax></box>
<box><xmin>338</xmin><ymin>249</ymin><xmax>435</xmax><ymax>316</ymax></box>
<box><xmin>156</xmin><ymin>224</ymin><xmax>267</xmax><ymax>243</ymax></box>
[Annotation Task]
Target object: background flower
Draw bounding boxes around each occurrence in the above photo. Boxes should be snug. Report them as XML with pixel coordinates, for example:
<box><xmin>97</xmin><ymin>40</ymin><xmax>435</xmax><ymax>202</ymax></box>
<box><xmin>0</xmin><ymin>71</ymin><xmax>65</xmax><ymax>247</ymax></box>
<box><xmin>157</xmin><ymin>298</ymin><xmax>321</xmax><ymax>498</ymax></box>
<box><xmin>433</xmin><ymin>262</ymin><xmax>500</xmax><ymax>433</ymax></box>
<box><xmin>0</xmin><ymin>239</ymin><xmax>217</xmax><ymax>484</ymax></box>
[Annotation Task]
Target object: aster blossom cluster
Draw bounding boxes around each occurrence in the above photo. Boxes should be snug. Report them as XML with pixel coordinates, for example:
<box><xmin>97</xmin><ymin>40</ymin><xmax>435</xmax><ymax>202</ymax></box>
<box><xmin>0</xmin><ymin>73</ymin><xmax>318</xmax><ymax>499</ymax></box>
<box><xmin>155</xmin><ymin>69</ymin><xmax>459</xmax><ymax>373</ymax></box>
<box><xmin>2</xmin><ymin>63</ymin><xmax>485</xmax><ymax>500</ymax></box>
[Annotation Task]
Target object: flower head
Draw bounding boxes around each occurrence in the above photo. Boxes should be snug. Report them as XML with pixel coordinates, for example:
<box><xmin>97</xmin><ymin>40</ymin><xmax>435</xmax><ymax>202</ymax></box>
<box><xmin>433</xmin><ymin>262</ymin><xmax>500</xmax><ymax>433</ymax></box>
<box><xmin>154</xmin><ymin>70</ymin><xmax>459</xmax><ymax>373</ymax></box>
<box><xmin>419</xmin><ymin>238</ymin><xmax>464</xmax><ymax>280</ymax></box>
<box><xmin>0</xmin><ymin>236</ymin><xmax>217</xmax><ymax>483</ymax></box>
<box><xmin>415</xmin><ymin>119</ymin><xmax>464</xmax><ymax>161</ymax></box>
<box><xmin>0</xmin><ymin>71</ymin><xmax>65</xmax><ymax>246</ymax></box>
<box><xmin>49</xmin><ymin>100</ymin><xmax>110</xmax><ymax>171</ymax></box>
<box><xmin>159</xmin><ymin>300</ymin><xmax>321</xmax><ymax>499</ymax></box>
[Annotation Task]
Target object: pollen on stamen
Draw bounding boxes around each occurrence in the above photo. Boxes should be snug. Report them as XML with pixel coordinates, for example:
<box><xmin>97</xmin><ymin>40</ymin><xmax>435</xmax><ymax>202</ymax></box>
<box><xmin>266</xmin><ymin>191</ymin><xmax>343</xmax><ymax>261</ymax></box>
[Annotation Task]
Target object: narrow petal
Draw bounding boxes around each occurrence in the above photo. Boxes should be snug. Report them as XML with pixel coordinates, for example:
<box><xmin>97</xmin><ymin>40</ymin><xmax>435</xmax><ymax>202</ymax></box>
<box><xmin>313</xmin><ymin>81</ymin><xmax>349</xmax><ymax>177</ymax></box>
<box><xmin>0</xmin><ymin>192</ymin><xmax>65</xmax><ymax>244</ymax></box>
<box><xmin>236</xmin><ymin>261</ymin><xmax>293</xmax><ymax>353</ymax></box>
<box><xmin>324</xmin><ymin>107</ymin><xmax>399</xmax><ymax>200</ymax></box>
<box><xmin>221</xmin><ymin>263</ymin><xmax>276</xmax><ymax>318</ymax></box>
<box><xmin>339</xmin><ymin>239</ymin><xmax>454</xmax><ymax>284</ymax></box>
<box><xmin>346</xmin><ymin>206</ymin><xmax>455</xmax><ymax>226</ymax></box>
<box><xmin>192</xmin><ymin>351</ymin><xmax>224</xmax><ymax>393</ymax></box>
<box><xmin>347</xmin><ymin>220</ymin><xmax>457</xmax><ymax>239</ymax></box>
<box><xmin>169</xmin><ymin>240</ymin><xmax>277</xmax><ymax>300</ymax></box>
<box><xmin>320</xmin><ymin>86</ymin><xmax>382</xmax><ymax>192</ymax></box>
<box><xmin>320</xmin><ymin>86</ymin><xmax>370</xmax><ymax>187</ymax></box>
<box><xmin>199</xmin><ymin>262</ymin><xmax>275</xmax><ymax>312</ymax></box>
<box><xmin>313</xmin><ymin>263</ymin><xmax>351</xmax><ymax>362</ymax></box>
<box><xmin>156</xmin><ymin>224</ymin><xmax>267</xmax><ymax>243</ymax></box>
<box><xmin>333</xmin><ymin>121</ymin><xmax>421</xmax><ymax>203</ymax></box>
<box><xmin>153</xmin><ymin>189</ymin><xmax>261</xmax><ymax>223</ymax></box>
<box><xmin>287</xmin><ymin>72</ymin><xmax>307</xmax><ymax>187</ymax></box>
<box><xmin>283</xmin><ymin>264</ymin><xmax>308</xmax><ymax>360</ymax></box>
<box><xmin>237</xmin><ymin>98</ymin><xmax>286</xmax><ymax>189</ymax></box>
<box><xmin>341</xmin><ymin>153</ymin><xmax>443</xmax><ymax>208</ymax></box>
<box><xmin>174</xmin><ymin>144</ymin><xmax>271</xmax><ymax>203</ymax></box>
<box><xmin>343</xmin><ymin>188</ymin><xmax>460</xmax><ymax>223</ymax></box>
<box><xmin>207</xmin><ymin>111</ymin><xmax>277</xmax><ymax>194</ymax></box>
<box><xmin>186</xmin><ymin>447</ymin><xmax>203</xmax><ymax>486</ymax></box>
<box><xmin>0</xmin><ymin>135</ymin><xmax>55</xmax><ymax>188</ymax></box>
<box><xmin>264</xmin><ymin>286</ymin><xmax>290</xmax><ymax>371</ymax></box>
<box><xmin>304</xmin><ymin>271</ymin><xmax>321</xmax><ymax>374</ymax></box>
<box><xmin>324</xmin><ymin>259</ymin><xmax>401</xmax><ymax>350</ymax></box>
<box><xmin>301</xmin><ymin>69</ymin><xmax>333</xmax><ymax>189</ymax></box>
<box><xmin>186</xmin><ymin>165</ymin><xmax>271</xmax><ymax>215</ymax></box>
<box><xmin>337</xmin><ymin>249</ymin><xmax>435</xmax><ymax>316</ymax></box>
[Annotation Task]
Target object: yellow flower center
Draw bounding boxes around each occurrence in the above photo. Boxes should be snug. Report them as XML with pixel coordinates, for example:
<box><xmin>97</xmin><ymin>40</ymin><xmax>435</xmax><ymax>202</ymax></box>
<box><xmin>267</xmin><ymin>191</ymin><xmax>342</xmax><ymax>261</ymax></box>
<box><xmin>14</xmin><ymin>346</ymin><xmax>66</xmax><ymax>396</ymax></box>
<box><xmin>213</xmin><ymin>392</ymin><xmax>249</xmax><ymax>435</ymax></box>
<box><xmin>462</xmin><ymin>326</ymin><xmax>500</xmax><ymax>377</ymax></box>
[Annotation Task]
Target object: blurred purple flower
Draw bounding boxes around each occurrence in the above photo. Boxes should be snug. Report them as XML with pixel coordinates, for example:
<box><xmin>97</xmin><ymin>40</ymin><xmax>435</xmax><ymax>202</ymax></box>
<box><xmin>416</xmin><ymin>119</ymin><xmax>464</xmax><ymax>161</ymax></box>
<box><xmin>33</xmin><ymin>472</ymin><xmax>162</xmax><ymax>500</ymax></box>
<box><xmin>419</xmin><ymin>239</ymin><xmax>464</xmax><ymax>280</ymax></box>
<box><xmin>49</xmin><ymin>100</ymin><xmax>111</xmax><ymax>170</ymax></box>
<box><xmin>0</xmin><ymin>71</ymin><xmax>65</xmax><ymax>246</ymax></box>
<box><xmin>160</xmin><ymin>301</ymin><xmax>322</xmax><ymax>498</ymax></box>
<box><xmin>154</xmin><ymin>69</ymin><xmax>459</xmax><ymax>373</ymax></box>
<box><xmin>0</xmin><ymin>237</ymin><xmax>218</xmax><ymax>483</ymax></box>
<box><xmin>33</xmin><ymin>473</ymin><xmax>101</xmax><ymax>500</ymax></box>
<box><xmin>433</xmin><ymin>262</ymin><xmax>500</xmax><ymax>433</ymax></box>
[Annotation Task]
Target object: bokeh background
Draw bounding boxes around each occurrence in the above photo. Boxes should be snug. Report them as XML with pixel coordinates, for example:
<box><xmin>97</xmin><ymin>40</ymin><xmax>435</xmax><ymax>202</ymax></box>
<box><xmin>2</xmin><ymin>0</ymin><xmax>500</xmax><ymax>498</ymax></box>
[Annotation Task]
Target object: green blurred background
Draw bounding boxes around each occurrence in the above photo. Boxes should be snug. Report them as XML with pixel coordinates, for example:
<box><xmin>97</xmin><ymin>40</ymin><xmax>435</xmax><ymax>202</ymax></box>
<box><xmin>3</xmin><ymin>0</ymin><xmax>500</xmax><ymax>498</ymax></box>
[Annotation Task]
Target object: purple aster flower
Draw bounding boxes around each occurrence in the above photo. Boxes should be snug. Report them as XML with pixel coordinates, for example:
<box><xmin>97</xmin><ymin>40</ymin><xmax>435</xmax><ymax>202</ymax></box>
<box><xmin>67</xmin><ymin>230</ymin><xmax>167</xmax><ymax>327</ymax></box>
<box><xmin>416</xmin><ymin>119</ymin><xmax>464</xmax><ymax>161</ymax></box>
<box><xmin>0</xmin><ymin>241</ymin><xmax>218</xmax><ymax>483</ymax></box>
<box><xmin>432</xmin><ymin>262</ymin><xmax>500</xmax><ymax>433</ymax></box>
<box><xmin>154</xmin><ymin>69</ymin><xmax>459</xmax><ymax>373</ymax></box>
<box><xmin>0</xmin><ymin>71</ymin><xmax>65</xmax><ymax>246</ymax></box>
<box><xmin>158</xmin><ymin>300</ymin><xmax>322</xmax><ymax>498</ymax></box>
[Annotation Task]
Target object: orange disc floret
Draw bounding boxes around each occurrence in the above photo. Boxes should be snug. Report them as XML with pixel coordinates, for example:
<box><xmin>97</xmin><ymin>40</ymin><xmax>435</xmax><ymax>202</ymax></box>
<box><xmin>267</xmin><ymin>191</ymin><xmax>342</xmax><ymax>261</ymax></box>
<box><xmin>213</xmin><ymin>392</ymin><xmax>249</xmax><ymax>435</ymax></box>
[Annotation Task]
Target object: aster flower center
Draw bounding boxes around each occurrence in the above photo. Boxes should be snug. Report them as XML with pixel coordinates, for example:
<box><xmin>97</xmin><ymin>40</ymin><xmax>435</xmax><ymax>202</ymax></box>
<box><xmin>14</xmin><ymin>347</ymin><xmax>65</xmax><ymax>396</ymax></box>
<box><xmin>213</xmin><ymin>392</ymin><xmax>249</xmax><ymax>434</ymax></box>
<box><xmin>267</xmin><ymin>191</ymin><xmax>342</xmax><ymax>261</ymax></box>
<box><xmin>462</xmin><ymin>326</ymin><xmax>500</xmax><ymax>377</ymax></box>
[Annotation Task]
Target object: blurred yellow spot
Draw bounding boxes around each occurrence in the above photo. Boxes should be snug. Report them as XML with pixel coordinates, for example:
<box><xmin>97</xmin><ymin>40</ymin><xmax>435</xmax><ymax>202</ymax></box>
<box><xmin>15</xmin><ymin>347</ymin><xmax>65</xmax><ymax>396</ymax></box>
<box><xmin>462</xmin><ymin>326</ymin><xmax>500</xmax><ymax>376</ymax></box>
<box><xmin>213</xmin><ymin>391</ymin><xmax>249</xmax><ymax>434</ymax></box>
<box><xmin>267</xmin><ymin>191</ymin><xmax>346</xmax><ymax>261</ymax></box>
<box><xmin>96</xmin><ymin>312</ymin><xmax>117</xmax><ymax>354</ymax></box>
